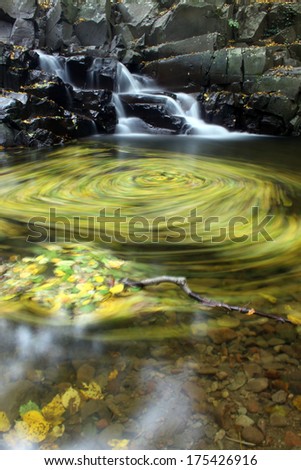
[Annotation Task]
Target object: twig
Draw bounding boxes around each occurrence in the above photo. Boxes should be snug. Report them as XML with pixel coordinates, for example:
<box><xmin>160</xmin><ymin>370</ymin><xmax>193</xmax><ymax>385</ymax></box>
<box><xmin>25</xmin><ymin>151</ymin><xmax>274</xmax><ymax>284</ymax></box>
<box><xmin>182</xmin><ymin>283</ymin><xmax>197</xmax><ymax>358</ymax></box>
<box><xmin>122</xmin><ymin>276</ymin><xmax>292</xmax><ymax>324</ymax></box>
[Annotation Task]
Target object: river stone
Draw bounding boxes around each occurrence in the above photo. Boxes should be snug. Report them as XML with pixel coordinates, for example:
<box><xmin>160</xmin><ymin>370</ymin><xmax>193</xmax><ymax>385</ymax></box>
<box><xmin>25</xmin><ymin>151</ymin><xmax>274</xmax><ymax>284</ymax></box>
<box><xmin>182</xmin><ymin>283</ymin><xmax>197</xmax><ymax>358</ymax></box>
<box><xmin>269</xmin><ymin>412</ymin><xmax>287</xmax><ymax>427</ymax></box>
<box><xmin>241</xmin><ymin>426</ymin><xmax>265</xmax><ymax>445</ymax></box>
<box><xmin>235</xmin><ymin>415</ymin><xmax>254</xmax><ymax>428</ymax></box>
<box><xmin>10</xmin><ymin>18</ymin><xmax>35</xmax><ymax>48</ymax></box>
<box><xmin>0</xmin><ymin>380</ymin><xmax>40</xmax><ymax>421</ymax></box>
<box><xmin>207</xmin><ymin>327</ymin><xmax>237</xmax><ymax>345</ymax></box>
<box><xmin>246</xmin><ymin>377</ymin><xmax>269</xmax><ymax>393</ymax></box>
<box><xmin>228</xmin><ymin>372</ymin><xmax>247</xmax><ymax>391</ymax></box>
<box><xmin>0</xmin><ymin>0</ymin><xmax>37</xmax><ymax>19</ymax></box>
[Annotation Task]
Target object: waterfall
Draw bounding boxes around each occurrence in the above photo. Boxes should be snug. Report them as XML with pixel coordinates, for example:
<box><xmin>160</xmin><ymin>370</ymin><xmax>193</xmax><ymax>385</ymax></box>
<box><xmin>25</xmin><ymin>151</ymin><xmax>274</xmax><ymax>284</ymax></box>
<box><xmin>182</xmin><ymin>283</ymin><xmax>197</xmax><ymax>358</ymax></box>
<box><xmin>37</xmin><ymin>51</ymin><xmax>228</xmax><ymax>137</ymax></box>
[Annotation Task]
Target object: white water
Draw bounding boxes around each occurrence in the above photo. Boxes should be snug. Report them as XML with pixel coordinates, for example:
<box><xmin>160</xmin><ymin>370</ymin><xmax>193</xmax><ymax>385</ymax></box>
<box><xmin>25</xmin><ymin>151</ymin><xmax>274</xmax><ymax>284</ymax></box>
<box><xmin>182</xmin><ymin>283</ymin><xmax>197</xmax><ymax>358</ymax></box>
<box><xmin>37</xmin><ymin>51</ymin><xmax>228</xmax><ymax>137</ymax></box>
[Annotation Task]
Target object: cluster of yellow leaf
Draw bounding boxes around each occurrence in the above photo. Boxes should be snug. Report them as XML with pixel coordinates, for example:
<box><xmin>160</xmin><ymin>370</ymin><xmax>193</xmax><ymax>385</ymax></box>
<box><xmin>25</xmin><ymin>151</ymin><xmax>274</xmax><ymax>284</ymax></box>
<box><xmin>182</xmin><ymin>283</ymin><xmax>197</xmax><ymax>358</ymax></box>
<box><xmin>1</xmin><ymin>381</ymin><xmax>103</xmax><ymax>448</ymax></box>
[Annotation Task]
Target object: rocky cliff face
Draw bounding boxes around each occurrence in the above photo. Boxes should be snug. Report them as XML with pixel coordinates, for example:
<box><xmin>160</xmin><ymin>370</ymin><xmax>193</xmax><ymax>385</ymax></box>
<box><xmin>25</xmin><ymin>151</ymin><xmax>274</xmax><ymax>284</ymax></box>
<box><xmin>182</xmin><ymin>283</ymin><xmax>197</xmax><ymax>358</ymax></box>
<box><xmin>1</xmin><ymin>0</ymin><xmax>301</xmax><ymax>147</ymax></box>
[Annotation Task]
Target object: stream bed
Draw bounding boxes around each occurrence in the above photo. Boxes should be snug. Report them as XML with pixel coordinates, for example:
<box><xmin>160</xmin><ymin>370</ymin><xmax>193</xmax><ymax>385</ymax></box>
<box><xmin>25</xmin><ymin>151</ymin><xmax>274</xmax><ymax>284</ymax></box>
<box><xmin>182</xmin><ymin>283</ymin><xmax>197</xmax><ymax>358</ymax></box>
<box><xmin>0</xmin><ymin>135</ymin><xmax>301</xmax><ymax>449</ymax></box>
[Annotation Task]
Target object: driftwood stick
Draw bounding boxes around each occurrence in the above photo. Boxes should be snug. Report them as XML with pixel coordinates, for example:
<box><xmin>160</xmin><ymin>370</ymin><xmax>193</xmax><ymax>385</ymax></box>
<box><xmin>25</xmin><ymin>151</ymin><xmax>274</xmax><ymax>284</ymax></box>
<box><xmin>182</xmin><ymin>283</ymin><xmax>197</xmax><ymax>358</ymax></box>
<box><xmin>122</xmin><ymin>276</ymin><xmax>292</xmax><ymax>324</ymax></box>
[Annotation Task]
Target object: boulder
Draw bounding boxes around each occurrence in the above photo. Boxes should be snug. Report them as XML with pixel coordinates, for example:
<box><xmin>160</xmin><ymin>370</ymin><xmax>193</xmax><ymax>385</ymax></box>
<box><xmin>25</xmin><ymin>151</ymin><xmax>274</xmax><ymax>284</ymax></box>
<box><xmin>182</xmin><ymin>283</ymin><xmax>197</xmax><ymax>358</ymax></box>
<box><xmin>243</xmin><ymin>47</ymin><xmax>273</xmax><ymax>80</ymax></box>
<box><xmin>236</xmin><ymin>5</ymin><xmax>267</xmax><ymax>43</ymax></box>
<box><xmin>147</xmin><ymin>4</ymin><xmax>228</xmax><ymax>46</ymax></box>
<box><xmin>255</xmin><ymin>71</ymin><xmax>301</xmax><ymax>101</ymax></box>
<box><xmin>74</xmin><ymin>18</ymin><xmax>108</xmax><ymax>47</ymax></box>
<box><xmin>266</xmin><ymin>3</ymin><xmax>299</xmax><ymax>37</ymax></box>
<box><xmin>115</xmin><ymin>1</ymin><xmax>158</xmax><ymax>39</ymax></box>
<box><xmin>0</xmin><ymin>0</ymin><xmax>36</xmax><ymax>20</ymax></box>
<box><xmin>10</xmin><ymin>18</ymin><xmax>36</xmax><ymax>48</ymax></box>
<box><xmin>143</xmin><ymin>33</ymin><xmax>225</xmax><ymax>62</ymax></box>
<box><xmin>46</xmin><ymin>0</ymin><xmax>63</xmax><ymax>50</ymax></box>
<box><xmin>142</xmin><ymin>53</ymin><xmax>204</xmax><ymax>92</ymax></box>
<box><xmin>273</xmin><ymin>26</ymin><xmax>296</xmax><ymax>45</ymax></box>
<box><xmin>0</xmin><ymin>20</ymin><xmax>13</xmax><ymax>43</ymax></box>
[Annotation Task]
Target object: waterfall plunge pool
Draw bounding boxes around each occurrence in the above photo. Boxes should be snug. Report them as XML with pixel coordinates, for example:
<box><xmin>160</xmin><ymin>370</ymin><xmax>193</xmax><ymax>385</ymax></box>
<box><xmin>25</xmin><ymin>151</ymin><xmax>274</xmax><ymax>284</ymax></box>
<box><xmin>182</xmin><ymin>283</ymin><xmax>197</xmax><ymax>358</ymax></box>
<box><xmin>0</xmin><ymin>129</ymin><xmax>301</xmax><ymax>450</ymax></box>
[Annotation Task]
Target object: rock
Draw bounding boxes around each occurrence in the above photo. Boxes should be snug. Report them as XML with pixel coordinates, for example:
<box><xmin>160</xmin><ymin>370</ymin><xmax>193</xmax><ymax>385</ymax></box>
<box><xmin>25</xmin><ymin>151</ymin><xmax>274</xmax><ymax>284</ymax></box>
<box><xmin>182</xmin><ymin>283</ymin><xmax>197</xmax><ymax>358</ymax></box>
<box><xmin>243</xmin><ymin>363</ymin><xmax>263</xmax><ymax>379</ymax></box>
<box><xmin>115</xmin><ymin>1</ymin><xmax>158</xmax><ymax>39</ymax></box>
<box><xmin>142</xmin><ymin>53</ymin><xmax>204</xmax><ymax>92</ymax></box>
<box><xmin>255</xmin><ymin>73</ymin><xmax>301</xmax><ymax>101</ymax></box>
<box><xmin>0</xmin><ymin>380</ymin><xmax>40</xmax><ymax>421</ymax></box>
<box><xmin>235</xmin><ymin>415</ymin><xmax>254</xmax><ymax>428</ymax></box>
<box><xmin>228</xmin><ymin>372</ymin><xmax>246</xmax><ymax>391</ymax></box>
<box><xmin>207</xmin><ymin>327</ymin><xmax>237</xmax><ymax>345</ymax></box>
<box><xmin>273</xmin><ymin>26</ymin><xmax>296</xmax><ymax>45</ymax></box>
<box><xmin>0</xmin><ymin>0</ymin><xmax>37</xmax><ymax>19</ymax></box>
<box><xmin>148</xmin><ymin>4</ymin><xmax>228</xmax><ymax>46</ymax></box>
<box><xmin>74</xmin><ymin>19</ymin><xmax>108</xmax><ymax>47</ymax></box>
<box><xmin>246</xmin><ymin>377</ymin><xmax>269</xmax><ymax>393</ymax></box>
<box><xmin>10</xmin><ymin>18</ymin><xmax>36</xmax><ymax>48</ymax></box>
<box><xmin>269</xmin><ymin>412</ymin><xmax>287</xmax><ymax>427</ymax></box>
<box><xmin>236</xmin><ymin>5</ymin><xmax>267</xmax><ymax>43</ymax></box>
<box><xmin>143</xmin><ymin>33</ymin><xmax>225</xmax><ymax>62</ymax></box>
<box><xmin>0</xmin><ymin>20</ymin><xmax>13</xmax><ymax>43</ymax></box>
<box><xmin>284</xmin><ymin>431</ymin><xmax>301</xmax><ymax>448</ymax></box>
<box><xmin>182</xmin><ymin>381</ymin><xmax>207</xmax><ymax>404</ymax></box>
<box><xmin>45</xmin><ymin>0</ymin><xmax>63</xmax><ymax>50</ymax></box>
<box><xmin>98</xmin><ymin>423</ymin><xmax>125</xmax><ymax>442</ymax></box>
<box><xmin>271</xmin><ymin>390</ymin><xmax>287</xmax><ymax>404</ymax></box>
<box><xmin>0</xmin><ymin>122</ymin><xmax>15</xmax><ymax>147</ymax></box>
<box><xmin>246</xmin><ymin>399</ymin><xmax>260</xmax><ymax>414</ymax></box>
<box><xmin>241</xmin><ymin>426</ymin><xmax>265</xmax><ymax>445</ymax></box>
<box><xmin>76</xmin><ymin>364</ymin><xmax>95</xmax><ymax>384</ymax></box>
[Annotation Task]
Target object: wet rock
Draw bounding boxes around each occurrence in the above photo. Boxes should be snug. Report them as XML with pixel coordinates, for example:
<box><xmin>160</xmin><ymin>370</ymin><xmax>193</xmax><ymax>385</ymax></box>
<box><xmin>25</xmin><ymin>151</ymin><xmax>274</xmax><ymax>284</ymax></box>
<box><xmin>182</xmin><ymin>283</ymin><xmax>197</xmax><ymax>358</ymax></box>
<box><xmin>98</xmin><ymin>423</ymin><xmax>125</xmax><ymax>443</ymax></box>
<box><xmin>143</xmin><ymin>33</ymin><xmax>225</xmax><ymax>62</ymax></box>
<box><xmin>148</xmin><ymin>4</ymin><xmax>228</xmax><ymax>46</ymax></box>
<box><xmin>0</xmin><ymin>0</ymin><xmax>37</xmax><ymax>19</ymax></box>
<box><xmin>0</xmin><ymin>20</ymin><xmax>13</xmax><ymax>43</ymax></box>
<box><xmin>243</xmin><ymin>363</ymin><xmax>263</xmax><ymax>379</ymax></box>
<box><xmin>273</xmin><ymin>26</ymin><xmax>296</xmax><ymax>45</ymax></box>
<box><xmin>182</xmin><ymin>381</ymin><xmax>207</xmax><ymax>404</ymax></box>
<box><xmin>284</xmin><ymin>431</ymin><xmax>301</xmax><ymax>448</ymax></box>
<box><xmin>77</xmin><ymin>364</ymin><xmax>96</xmax><ymax>384</ymax></box>
<box><xmin>80</xmin><ymin>399</ymin><xmax>106</xmax><ymax>421</ymax></box>
<box><xmin>10</xmin><ymin>19</ymin><xmax>36</xmax><ymax>48</ymax></box>
<box><xmin>235</xmin><ymin>415</ymin><xmax>254</xmax><ymax>428</ymax></box>
<box><xmin>269</xmin><ymin>412</ymin><xmax>287</xmax><ymax>427</ymax></box>
<box><xmin>0</xmin><ymin>380</ymin><xmax>40</xmax><ymax>421</ymax></box>
<box><xmin>246</xmin><ymin>399</ymin><xmax>260</xmax><ymax>414</ymax></box>
<box><xmin>236</xmin><ymin>5</ymin><xmax>267</xmax><ymax>43</ymax></box>
<box><xmin>246</xmin><ymin>378</ymin><xmax>269</xmax><ymax>393</ymax></box>
<box><xmin>241</xmin><ymin>426</ymin><xmax>265</xmax><ymax>445</ymax></box>
<box><xmin>75</xmin><ymin>19</ymin><xmax>108</xmax><ymax>47</ymax></box>
<box><xmin>207</xmin><ymin>327</ymin><xmax>237</xmax><ymax>345</ymax></box>
<box><xmin>228</xmin><ymin>372</ymin><xmax>246</xmax><ymax>391</ymax></box>
<box><xmin>115</xmin><ymin>1</ymin><xmax>158</xmax><ymax>39</ymax></box>
<box><xmin>271</xmin><ymin>390</ymin><xmax>287</xmax><ymax>404</ymax></box>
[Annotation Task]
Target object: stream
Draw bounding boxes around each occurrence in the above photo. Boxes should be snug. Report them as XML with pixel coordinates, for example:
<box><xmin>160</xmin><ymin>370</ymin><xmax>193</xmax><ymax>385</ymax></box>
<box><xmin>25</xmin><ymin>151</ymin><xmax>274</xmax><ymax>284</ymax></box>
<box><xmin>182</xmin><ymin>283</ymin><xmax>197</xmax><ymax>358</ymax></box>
<box><xmin>0</xmin><ymin>54</ymin><xmax>301</xmax><ymax>450</ymax></box>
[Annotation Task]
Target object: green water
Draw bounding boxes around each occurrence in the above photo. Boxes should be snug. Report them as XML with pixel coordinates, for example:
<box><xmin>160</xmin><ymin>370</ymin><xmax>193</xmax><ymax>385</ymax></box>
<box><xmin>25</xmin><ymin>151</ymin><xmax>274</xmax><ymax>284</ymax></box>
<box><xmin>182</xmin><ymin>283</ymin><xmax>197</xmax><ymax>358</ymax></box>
<box><xmin>0</xmin><ymin>135</ymin><xmax>301</xmax><ymax>449</ymax></box>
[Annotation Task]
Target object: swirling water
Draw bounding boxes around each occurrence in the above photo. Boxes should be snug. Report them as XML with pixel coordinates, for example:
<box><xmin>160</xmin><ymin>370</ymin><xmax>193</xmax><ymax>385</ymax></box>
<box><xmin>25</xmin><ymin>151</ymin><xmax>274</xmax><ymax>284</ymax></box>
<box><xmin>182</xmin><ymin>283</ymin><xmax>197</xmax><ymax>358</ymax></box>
<box><xmin>0</xmin><ymin>135</ymin><xmax>301</xmax><ymax>450</ymax></box>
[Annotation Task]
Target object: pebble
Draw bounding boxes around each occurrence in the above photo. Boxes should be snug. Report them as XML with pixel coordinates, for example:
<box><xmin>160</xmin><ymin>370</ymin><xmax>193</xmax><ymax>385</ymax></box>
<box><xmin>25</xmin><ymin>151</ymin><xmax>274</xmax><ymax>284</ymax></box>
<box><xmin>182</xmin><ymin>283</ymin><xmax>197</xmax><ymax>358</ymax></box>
<box><xmin>271</xmin><ymin>390</ymin><xmax>287</xmax><ymax>404</ymax></box>
<box><xmin>284</xmin><ymin>431</ymin><xmax>301</xmax><ymax>448</ymax></box>
<box><xmin>207</xmin><ymin>327</ymin><xmax>237</xmax><ymax>345</ymax></box>
<box><xmin>246</xmin><ymin>378</ymin><xmax>269</xmax><ymax>393</ymax></box>
<box><xmin>235</xmin><ymin>415</ymin><xmax>254</xmax><ymax>428</ymax></box>
<box><xmin>228</xmin><ymin>372</ymin><xmax>246</xmax><ymax>391</ymax></box>
<box><xmin>182</xmin><ymin>381</ymin><xmax>207</xmax><ymax>403</ymax></box>
<box><xmin>241</xmin><ymin>426</ymin><xmax>265</xmax><ymax>445</ymax></box>
<box><xmin>246</xmin><ymin>399</ymin><xmax>260</xmax><ymax>414</ymax></box>
<box><xmin>269</xmin><ymin>413</ymin><xmax>287</xmax><ymax>427</ymax></box>
<box><xmin>76</xmin><ymin>364</ymin><xmax>95</xmax><ymax>383</ymax></box>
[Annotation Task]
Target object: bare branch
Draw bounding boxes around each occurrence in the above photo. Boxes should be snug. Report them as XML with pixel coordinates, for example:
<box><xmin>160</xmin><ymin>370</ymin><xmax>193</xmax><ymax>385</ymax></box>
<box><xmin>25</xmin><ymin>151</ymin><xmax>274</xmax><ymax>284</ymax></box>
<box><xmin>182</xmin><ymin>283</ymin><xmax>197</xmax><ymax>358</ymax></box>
<box><xmin>122</xmin><ymin>276</ymin><xmax>292</xmax><ymax>324</ymax></box>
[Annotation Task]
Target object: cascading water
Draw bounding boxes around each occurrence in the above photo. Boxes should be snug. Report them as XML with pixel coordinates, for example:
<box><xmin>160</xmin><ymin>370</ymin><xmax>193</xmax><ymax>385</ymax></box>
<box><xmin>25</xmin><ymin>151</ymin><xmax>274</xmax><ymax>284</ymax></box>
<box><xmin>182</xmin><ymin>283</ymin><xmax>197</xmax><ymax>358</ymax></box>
<box><xmin>37</xmin><ymin>51</ymin><xmax>228</xmax><ymax>137</ymax></box>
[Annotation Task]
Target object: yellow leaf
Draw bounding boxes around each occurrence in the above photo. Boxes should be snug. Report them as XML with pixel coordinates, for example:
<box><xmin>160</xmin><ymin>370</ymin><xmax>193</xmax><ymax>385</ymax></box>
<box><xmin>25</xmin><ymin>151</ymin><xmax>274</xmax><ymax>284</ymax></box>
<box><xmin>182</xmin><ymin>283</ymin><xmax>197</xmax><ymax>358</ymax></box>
<box><xmin>292</xmin><ymin>395</ymin><xmax>301</xmax><ymax>411</ymax></box>
<box><xmin>287</xmin><ymin>311</ymin><xmax>301</xmax><ymax>325</ymax></box>
<box><xmin>94</xmin><ymin>276</ymin><xmax>105</xmax><ymax>283</ymax></box>
<box><xmin>61</xmin><ymin>387</ymin><xmax>81</xmax><ymax>414</ymax></box>
<box><xmin>42</xmin><ymin>395</ymin><xmax>65</xmax><ymax>426</ymax></box>
<box><xmin>108</xmin><ymin>439</ymin><xmax>129</xmax><ymax>450</ymax></box>
<box><xmin>246</xmin><ymin>308</ymin><xmax>255</xmax><ymax>316</ymax></box>
<box><xmin>77</xmin><ymin>282</ymin><xmax>94</xmax><ymax>293</ymax></box>
<box><xmin>108</xmin><ymin>370</ymin><xmax>118</xmax><ymax>381</ymax></box>
<box><xmin>22</xmin><ymin>410</ymin><xmax>50</xmax><ymax>443</ymax></box>
<box><xmin>106</xmin><ymin>260</ymin><xmax>124</xmax><ymax>269</ymax></box>
<box><xmin>109</xmin><ymin>283</ymin><xmax>124</xmax><ymax>295</ymax></box>
<box><xmin>0</xmin><ymin>411</ymin><xmax>11</xmax><ymax>432</ymax></box>
<box><xmin>80</xmin><ymin>382</ymin><xmax>103</xmax><ymax>401</ymax></box>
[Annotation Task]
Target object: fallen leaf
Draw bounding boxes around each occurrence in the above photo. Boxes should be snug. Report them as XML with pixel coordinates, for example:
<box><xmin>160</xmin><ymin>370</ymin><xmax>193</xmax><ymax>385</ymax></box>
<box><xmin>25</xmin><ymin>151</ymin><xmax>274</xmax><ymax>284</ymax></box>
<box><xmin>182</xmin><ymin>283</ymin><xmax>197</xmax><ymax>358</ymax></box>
<box><xmin>0</xmin><ymin>411</ymin><xmax>11</xmax><ymax>432</ymax></box>
<box><xmin>61</xmin><ymin>387</ymin><xmax>81</xmax><ymax>414</ymax></box>
<box><xmin>80</xmin><ymin>382</ymin><xmax>103</xmax><ymax>401</ymax></box>
<box><xmin>42</xmin><ymin>394</ymin><xmax>65</xmax><ymax>426</ymax></box>
<box><xmin>109</xmin><ymin>283</ymin><xmax>124</xmax><ymax>295</ymax></box>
